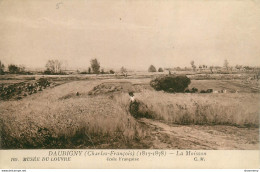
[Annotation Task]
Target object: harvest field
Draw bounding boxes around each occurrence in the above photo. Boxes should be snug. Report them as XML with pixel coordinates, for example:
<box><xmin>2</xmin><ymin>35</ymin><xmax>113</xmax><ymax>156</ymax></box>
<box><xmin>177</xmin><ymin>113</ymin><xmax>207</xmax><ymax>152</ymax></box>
<box><xmin>0</xmin><ymin>73</ymin><xmax>259</xmax><ymax>149</ymax></box>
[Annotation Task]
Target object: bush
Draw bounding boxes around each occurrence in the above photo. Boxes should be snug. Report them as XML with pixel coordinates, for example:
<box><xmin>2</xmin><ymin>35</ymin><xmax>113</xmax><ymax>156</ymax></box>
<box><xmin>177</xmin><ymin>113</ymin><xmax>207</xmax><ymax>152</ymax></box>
<box><xmin>200</xmin><ymin>90</ymin><xmax>206</xmax><ymax>93</ymax></box>
<box><xmin>191</xmin><ymin>87</ymin><xmax>198</xmax><ymax>93</ymax></box>
<box><xmin>109</xmin><ymin>70</ymin><xmax>115</xmax><ymax>74</ymax></box>
<box><xmin>158</xmin><ymin>67</ymin><xmax>164</xmax><ymax>72</ymax></box>
<box><xmin>200</xmin><ymin>89</ymin><xmax>213</xmax><ymax>93</ymax></box>
<box><xmin>150</xmin><ymin>75</ymin><xmax>191</xmax><ymax>93</ymax></box>
<box><xmin>185</xmin><ymin>87</ymin><xmax>198</xmax><ymax>93</ymax></box>
<box><xmin>37</xmin><ymin>78</ymin><xmax>50</xmax><ymax>88</ymax></box>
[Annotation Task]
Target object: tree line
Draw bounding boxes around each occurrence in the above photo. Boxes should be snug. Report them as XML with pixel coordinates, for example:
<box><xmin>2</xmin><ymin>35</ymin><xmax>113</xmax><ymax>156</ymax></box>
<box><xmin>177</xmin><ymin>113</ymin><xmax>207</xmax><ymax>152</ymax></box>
<box><xmin>0</xmin><ymin>58</ymin><xmax>258</xmax><ymax>75</ymax></box>
<box><xmin>0</xmin><ymin>61</ymin><xmax>32</xmax><ymax>75</ymax></box>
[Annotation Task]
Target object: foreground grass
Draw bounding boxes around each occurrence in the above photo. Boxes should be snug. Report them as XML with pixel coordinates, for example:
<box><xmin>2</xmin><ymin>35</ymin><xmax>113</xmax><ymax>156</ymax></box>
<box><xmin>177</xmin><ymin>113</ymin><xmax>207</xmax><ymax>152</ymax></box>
<box><xmin>0</xmin><ymin>81</ymin><xmax>147</xmax><ymax>149</ymax></box>
<box><xmin>134</xmin><ymin>90</ymin><xmax>259</xmax><ymax>127</ymax></box>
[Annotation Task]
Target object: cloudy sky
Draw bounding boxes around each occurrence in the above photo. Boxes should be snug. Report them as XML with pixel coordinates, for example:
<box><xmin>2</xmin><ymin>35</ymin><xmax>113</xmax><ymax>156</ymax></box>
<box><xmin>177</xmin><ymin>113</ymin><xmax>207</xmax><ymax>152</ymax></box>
<box><xmin>0</xmin><ymin>0</ymin><xmax>259</xmax><ymax>70</ymax></box>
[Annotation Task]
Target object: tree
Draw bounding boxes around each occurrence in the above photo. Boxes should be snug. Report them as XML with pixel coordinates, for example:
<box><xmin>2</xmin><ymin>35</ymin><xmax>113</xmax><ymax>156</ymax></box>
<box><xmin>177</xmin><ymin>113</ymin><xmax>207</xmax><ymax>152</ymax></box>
<box><xmin>158</xmin><ymin>67</ymin><xmax>164</xmax><ymax>72</ymax></box>
<box><xmin>209</xmin><ymin>66</ymin><xmax>213</xmax><ymax>73</ymax></box>
<box><xmin>88</xmin><ymin>67</ymin><xmax>91</xmax><ymax>74</ymax></box>
<box><xmin>148</xmin><ymin>65</ymin><xmax>156</xmax><ymax>72</ymax></box>
<box><xmin>7</xmin><ymin>64</ymin><xmax>27</xmax><ymax>74</ymax></box>
<box><xmin>8</xmin><ymin>64</ymin><xmax>20</xmax><ymax>74</ymax></box>
<box><xmin>45</xmin><ymin>59</ymin><xmax>62</xmax><ymax>74</ymax></box>
<box><xmin>199</xmin><ymin>65</ymin><xmax>202</xmax><ymax>71</ymax></box>
<box><xmin>120</xmin><ymin>66</ymin><xmax>127</xmax><ymax>77</ymax></box>
<box><xmin>0</xmin><ymin>61</ymin><xmax>5</xmax><ymax>75</ymax></box>
<box><xmin>120</xmin><ymin>66</ymin><xmax>127</xmax><ymax>73</ymax></box>
<box><xmin>223</xmin><ymin>59</ymin><xmax>229</xmax><ymax>71</ymax></box>
<box><xmin>90</xmin><ymin>58</ymin><xmax>100</xmax><ymax>74</ymax></box>
<box><xmin>190</xmin><ymin>60</ymin><xmax>196</xmax><ymax>71</ymax></box>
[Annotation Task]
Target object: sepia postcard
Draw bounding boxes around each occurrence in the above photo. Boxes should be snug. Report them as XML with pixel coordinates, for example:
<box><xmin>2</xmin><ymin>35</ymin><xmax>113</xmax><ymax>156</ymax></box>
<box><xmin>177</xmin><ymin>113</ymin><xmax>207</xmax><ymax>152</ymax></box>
<box><xmin>0</xmin><ymin>0</ymin><xmax>259</xmax><ymax>169</ymax></box>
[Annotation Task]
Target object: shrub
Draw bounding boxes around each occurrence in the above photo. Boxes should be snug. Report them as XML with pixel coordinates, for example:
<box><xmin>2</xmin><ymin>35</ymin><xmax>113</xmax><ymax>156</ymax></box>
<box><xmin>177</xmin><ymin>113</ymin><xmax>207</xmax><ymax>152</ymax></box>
<box><xmin>150</xmin><ymin>75</ymin><xmax>191</xmax><ymax>93</ymax></box>
<box><xmin>200</xmin><ymin>89</ymin><xmax>213</xmax><ymax>93</ymax></box>
<box><xmin>158</xmin><ymin>67</ymin><xmax>164</xmax><ymax>72</ymax></box>
<box><xmin>109</xmin><ymin>70</ymin><xmax>115</xmax><ymax>74</ymax></box>
<box><xmin>37</xmin><ymin>78</ymin><xmax>50</xmax><ymax>88</ymax></box>
<box><xmin>200</xmin><ymin>90</ymin><xmax>206</xmax><ymax>93</ymax></box>
<box><xmin>191</xmin><ymin>87</ymin><xmax>198</xmax><ymax>93</ymax></box>
<box><xmin>185</xmin><ymin>87</ymin><xmax>198</xmax><ymax>93</ymax></box>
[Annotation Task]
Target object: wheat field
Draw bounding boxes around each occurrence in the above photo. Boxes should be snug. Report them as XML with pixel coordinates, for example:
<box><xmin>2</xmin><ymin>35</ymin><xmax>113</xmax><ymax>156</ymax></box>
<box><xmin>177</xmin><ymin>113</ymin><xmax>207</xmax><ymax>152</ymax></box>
<box><xmin>0</xmin><ymin>80</ymin><xmax>146</xmax><ymax>149</ymax></box>
<box><xmin>135</xmin><ymin>90</ymin><xmax>259</xmax><ymax>127</ymax></box>
<box><xmin>0</xmin><ymin>77</ymin><xmax>259</xmax><ymax>149</ymax></box>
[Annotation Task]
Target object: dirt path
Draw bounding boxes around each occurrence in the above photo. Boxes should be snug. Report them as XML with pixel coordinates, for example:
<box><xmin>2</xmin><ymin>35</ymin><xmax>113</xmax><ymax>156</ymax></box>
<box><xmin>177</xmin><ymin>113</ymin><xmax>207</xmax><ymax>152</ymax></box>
<box><xmin>138</xmin><ymin>118</ymin><xmax>259</xmax><ymax>150</ymax></box>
